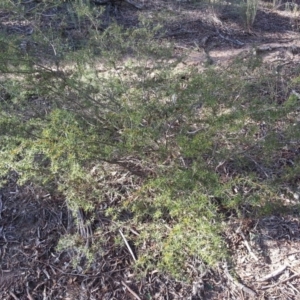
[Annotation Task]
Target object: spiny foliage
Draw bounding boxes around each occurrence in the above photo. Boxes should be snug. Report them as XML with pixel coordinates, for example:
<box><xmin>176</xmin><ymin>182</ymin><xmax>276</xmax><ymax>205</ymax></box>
<box><xmin>0</xmin><ymin>0</ymin><xmax>300</xmax><ymax>279</ymax></box>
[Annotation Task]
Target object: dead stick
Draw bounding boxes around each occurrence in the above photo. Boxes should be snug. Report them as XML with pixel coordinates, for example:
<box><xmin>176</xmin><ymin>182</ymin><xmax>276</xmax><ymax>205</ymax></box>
<box><xmin>236</xmin><ymin>227</ymin><xmax>259</xmax><ymax>261</ymax></box>
<box><xmin>287</xmin><ymin>281</ymin><xmax>300</xmax><ymax>294</ymax></box>
<box><xmin>9</xmin><ymin>291</ymin><xmax>19</xmax><ymax>300</ymax></box>
<box><xmin>261</xmin><ymin>273</ymin><xmax>300</xmax><ymax>289</ymax></box>
<box><xmin>26</xmin><ymin>288</ymin><xmax>34</xmax><ymax>300</ymax></box>
<box><xmin>121</xmin><ymin>281</ymin><xmax>142</xmax><ymax>300</ymax></box>
<box><xmin>119</xmin><ymin>229</ymin><xmax>137</xmax><ymax>262</ymax></box>
<box><xmin>258</xmin><ymin>265</ymin><xmax>287</xmax><ymax>282</ymax></box>
<box><xmin>224</xmin><ymin>263</ymin><xmax>257</xmax><ymax>297</ymax></box>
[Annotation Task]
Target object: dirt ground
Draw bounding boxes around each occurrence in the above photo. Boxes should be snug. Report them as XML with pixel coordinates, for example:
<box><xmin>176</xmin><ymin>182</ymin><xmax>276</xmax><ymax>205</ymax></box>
<box><xmin>1</xmin><ymin>0</ymin><xmax>300</xmax><ymax>299</ymax></box>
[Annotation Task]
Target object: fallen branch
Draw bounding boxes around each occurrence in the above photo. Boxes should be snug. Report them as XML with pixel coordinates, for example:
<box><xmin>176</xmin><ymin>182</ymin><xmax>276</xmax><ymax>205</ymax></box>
<box><xmin>163</xmin><ymin>30</ymin><xmax>198</xmax><ymax>38</ymax></box>
<box><xmin>261</xmin><ymin>273</ymin><xmax>300</xmax><ymax>289</ymax></box>
<box><xmin>258</xmin><ymin>265</ymin><xmax>287</xmax><ymax>282</ymax></box>
<box><xmin>121</xmin><ymin>281</ymin><xmax>142</xmax><ymax>300</ymax></box>
<box><xmin>26</xmin><ymin>287</ymin><xmax>34</xmax><ymax>300</ymax></box>
<box><xmin>254</xmin><ymin>44</ymin><xmax>300</xmax><ymax>54</ymax></box>
<box><xmin>287</xmin><ymin>281</ymin><xmax>300</xmax><ymax>294</ymax></box>
<box><xmin>93</xmin><ymin>0</ymin><xmax>143</xmax><ymax>9</ymax></box>
<box><xmin>9</xmin><ymin>292</ymin><xmax>18</xmax><ymax>300</ymax></box>
<box><xmin>125</xmin><ymin>0</ymin><xmax>143</xmax><ymax>9</ymax></box>
<box><xmin>216</xmin><ymin>29</ymin><xmax>244</xmax><ymax>46</ymax></box>
<box><xmin>224</xmin><ymin>262</ymin><xmax>257</xmax><ymax>297</ymax></box>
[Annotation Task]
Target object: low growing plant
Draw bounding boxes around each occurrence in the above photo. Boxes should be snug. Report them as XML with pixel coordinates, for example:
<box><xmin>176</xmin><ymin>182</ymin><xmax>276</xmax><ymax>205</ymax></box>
<box><xmin>0</xmin><ymin>0</ymin><xmax>299</xmax><ymax>280</ymax></box>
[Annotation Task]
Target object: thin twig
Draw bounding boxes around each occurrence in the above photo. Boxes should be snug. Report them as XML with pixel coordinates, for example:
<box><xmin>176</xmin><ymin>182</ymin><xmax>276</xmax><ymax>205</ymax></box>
<box><xmin>163</xmin><ymin>30</ymin><xmax>198</xmax><ymax>38</ymax></box>
<box><xmin>129</xmin><ymin>228</ymin><xmax>140</xmax><ymax>236</ymax></box>
<box><xmin>26</xmin><ymin>287</ymin><xmax>34</xmax><ymax>300</ymax></box>
<box><xmin>216</xmin><ymin>29</ymin><xmax>244</xmax><ymax>46</ymax></box>
<box><xmin>224</xmin><ymin>262</ymin><xmax>257</xmax><ymax>297</ymax></box>
<box><xmin>121</xmin><ymin>281</ymin><xmax>142</xmax><ymax>300</ymax></box>
<box><xmin>187</xmin><ymin>128</ymin><xmax>202</xmax><ymax>135</ymax></box>
<box><xmin>245</xmin><ymin>155</ymin><xmax>269</xmax><ymax>178</ymax></box>
<box><xmin>9</xmin><ymin>291</ymin><xmax>19</xmax><ymax>300</ymax></box>
<box><xmin>119</xmin><ymin>229</ymin><xmax>137</xmax><ymax>262</ymax></box>
<box><xmin>258</xmin><ymin>265</ymin><xmax>287</xmax><ymax>282</ymax></box>
<box><xmin>236</xmin><ymin>227</ymin><xmax>259</xmax><ymax>261</ymax></box>
<box><xmin>124</xmin><ymin>0</ymin><xmax>143</xmax><ymax>9</ymax></box>
<box><xmin>261</xmin><ymin>273</ymin><xmax>300</xmax><ymax>289</ymax></box>
<box><xmin>287</xmin><ymin>281</ymin><xmax>300</xmax><ymax>294</ymax></box>
<box><xmin>0</xmin><ymin>194</ymin><xmax>2</xmax><ymax>219</ymax></box>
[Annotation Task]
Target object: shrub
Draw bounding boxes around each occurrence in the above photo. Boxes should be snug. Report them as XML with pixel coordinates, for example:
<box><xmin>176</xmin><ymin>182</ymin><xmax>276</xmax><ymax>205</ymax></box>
<box><xmin>0</xmin><ymin>0</ymin><xmax>299</xmax><ymax>279</ymax></box>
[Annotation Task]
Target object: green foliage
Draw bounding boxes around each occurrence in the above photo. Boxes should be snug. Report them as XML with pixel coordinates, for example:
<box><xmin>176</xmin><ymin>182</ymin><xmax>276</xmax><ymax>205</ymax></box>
<box><xmin>207</xmin><ymin>0</ymin><xmax>259</xmax><ymax>29</ymax></box>
<box><xmin>127</xmin><ymin>167</ymin><xmax>226</xmax><ymax>278</ymax></box>
<box><xmin>245</xmin><ymin>0</ymin><xmax>259</xmax><ymax>28</ymax></box>
<box><xmin>0</xmin><ymin>0</ymin><xmax>300</xmax><ymax>280</ymax></box>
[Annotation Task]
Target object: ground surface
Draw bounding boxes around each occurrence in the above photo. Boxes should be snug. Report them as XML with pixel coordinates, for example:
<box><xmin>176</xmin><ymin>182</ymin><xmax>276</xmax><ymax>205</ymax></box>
<box><xmin>1</xmin><ymin>0</ymin><xmax>300</xmax><ymax>299</ymax></box>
